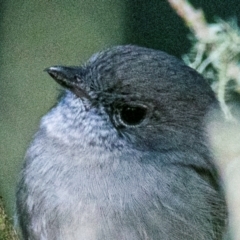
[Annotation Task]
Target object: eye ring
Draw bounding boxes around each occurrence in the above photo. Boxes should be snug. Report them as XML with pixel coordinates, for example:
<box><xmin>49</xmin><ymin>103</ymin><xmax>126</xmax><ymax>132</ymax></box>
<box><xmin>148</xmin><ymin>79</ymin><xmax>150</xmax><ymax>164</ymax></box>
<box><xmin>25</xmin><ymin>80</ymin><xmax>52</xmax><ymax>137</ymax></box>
<box><xmin>114</xmin><ymin>103</ymin><xmax>149</xmax><ymax>128</ymax></box>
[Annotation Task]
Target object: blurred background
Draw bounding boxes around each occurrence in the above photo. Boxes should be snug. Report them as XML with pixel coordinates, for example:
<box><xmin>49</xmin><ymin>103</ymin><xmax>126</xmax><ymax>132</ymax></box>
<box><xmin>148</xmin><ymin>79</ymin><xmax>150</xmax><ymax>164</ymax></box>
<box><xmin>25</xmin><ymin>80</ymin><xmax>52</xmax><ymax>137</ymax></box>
<box><xmin>1</xmin><ymin>0</ymin><xmax>240</xmax><ymax>219</ymax></box>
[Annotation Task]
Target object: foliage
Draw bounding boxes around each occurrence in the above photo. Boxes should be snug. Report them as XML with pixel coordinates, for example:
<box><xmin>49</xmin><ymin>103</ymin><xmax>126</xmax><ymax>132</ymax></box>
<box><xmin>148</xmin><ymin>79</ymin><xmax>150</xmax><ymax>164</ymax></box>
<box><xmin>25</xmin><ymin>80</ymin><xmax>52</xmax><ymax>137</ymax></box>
<box><xmin>169</xmin><ymin>0</ymin><xmax>240</xmax><ymax>121</ymax></box>
<box><xmin>0</xmin><ymin>197</ymin><xmax>18</xmax><ymax>240</ymax></box>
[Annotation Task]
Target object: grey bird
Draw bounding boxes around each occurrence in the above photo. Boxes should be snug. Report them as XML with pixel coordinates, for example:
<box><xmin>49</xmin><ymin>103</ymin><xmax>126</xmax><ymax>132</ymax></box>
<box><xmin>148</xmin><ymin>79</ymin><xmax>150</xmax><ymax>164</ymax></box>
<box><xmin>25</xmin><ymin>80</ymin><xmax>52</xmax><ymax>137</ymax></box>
<box><xmin>16</xmin><ymin>45</ymin><xmax>228</xmax><ymax>240</ymax></box>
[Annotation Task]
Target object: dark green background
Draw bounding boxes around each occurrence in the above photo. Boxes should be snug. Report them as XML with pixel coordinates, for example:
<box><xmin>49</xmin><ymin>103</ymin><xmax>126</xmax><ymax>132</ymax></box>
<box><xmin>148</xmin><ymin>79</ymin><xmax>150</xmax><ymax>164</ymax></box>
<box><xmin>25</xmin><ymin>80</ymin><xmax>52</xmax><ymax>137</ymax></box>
<box><xmin>0</xmin><ymin>0</ymin><xmax>239</xmax><ymax>217</ymax></box>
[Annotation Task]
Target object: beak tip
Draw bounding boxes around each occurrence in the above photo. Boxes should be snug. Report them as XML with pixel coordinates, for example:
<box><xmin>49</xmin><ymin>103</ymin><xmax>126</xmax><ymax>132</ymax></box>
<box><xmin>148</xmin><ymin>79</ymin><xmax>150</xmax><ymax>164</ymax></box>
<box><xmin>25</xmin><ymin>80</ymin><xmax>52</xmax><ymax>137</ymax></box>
<box><xmin>44</xmin><ymin>66</ymin><xmax>61</xmax><ymax>73</ymax></box>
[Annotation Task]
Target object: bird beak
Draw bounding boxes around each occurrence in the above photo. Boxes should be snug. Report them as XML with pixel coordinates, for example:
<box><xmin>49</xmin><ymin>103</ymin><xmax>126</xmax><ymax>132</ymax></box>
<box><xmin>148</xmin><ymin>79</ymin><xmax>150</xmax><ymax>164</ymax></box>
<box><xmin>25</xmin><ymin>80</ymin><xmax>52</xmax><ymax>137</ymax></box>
<box><xmin>45</xmin><ymin>66</ymin><xmax>90</xmax><ymax>99</ymax></box>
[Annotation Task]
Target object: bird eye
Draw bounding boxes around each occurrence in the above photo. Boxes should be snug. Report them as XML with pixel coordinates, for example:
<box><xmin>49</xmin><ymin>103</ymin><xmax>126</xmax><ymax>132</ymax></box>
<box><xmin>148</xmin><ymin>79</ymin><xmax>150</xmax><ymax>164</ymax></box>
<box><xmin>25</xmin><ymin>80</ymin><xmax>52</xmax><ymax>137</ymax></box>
<box><xmin>118</xmin><ymin>105</ymin><xmax>147</xmax><ymax>126</ymax></box>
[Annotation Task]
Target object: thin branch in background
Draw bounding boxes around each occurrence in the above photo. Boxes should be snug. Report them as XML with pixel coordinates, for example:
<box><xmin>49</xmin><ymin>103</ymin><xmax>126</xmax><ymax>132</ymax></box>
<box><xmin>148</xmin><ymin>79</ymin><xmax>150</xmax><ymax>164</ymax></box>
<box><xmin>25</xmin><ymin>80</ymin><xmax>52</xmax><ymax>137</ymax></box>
<box><xmin>168</xmin><ymin>0</ymin><xmax>240</xmax><ymax>121</ymax></box>
<box><xmin>167</xmin><ymin>0</ymin><xmax>210</xmax><ymax>39</ymax></box>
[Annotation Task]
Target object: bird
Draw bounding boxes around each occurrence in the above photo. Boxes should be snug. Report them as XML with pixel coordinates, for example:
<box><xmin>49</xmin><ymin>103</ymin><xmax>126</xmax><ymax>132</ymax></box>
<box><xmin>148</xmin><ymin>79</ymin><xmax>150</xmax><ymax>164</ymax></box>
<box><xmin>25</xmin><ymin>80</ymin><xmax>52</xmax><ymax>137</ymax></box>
<box><xmin>16</xmin><ymin>45</ymin><xmax>228</xmax><ymax>240</ymax></box>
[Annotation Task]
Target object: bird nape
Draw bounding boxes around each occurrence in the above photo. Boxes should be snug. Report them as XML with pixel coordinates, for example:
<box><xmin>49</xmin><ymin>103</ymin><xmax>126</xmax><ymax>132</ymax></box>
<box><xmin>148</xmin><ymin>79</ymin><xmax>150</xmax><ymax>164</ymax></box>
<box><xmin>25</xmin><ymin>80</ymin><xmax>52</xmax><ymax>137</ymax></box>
<box><xmin>16</xmin><ymin>45</ymin><xmax>228</xmax><ymax>240</ymax></box>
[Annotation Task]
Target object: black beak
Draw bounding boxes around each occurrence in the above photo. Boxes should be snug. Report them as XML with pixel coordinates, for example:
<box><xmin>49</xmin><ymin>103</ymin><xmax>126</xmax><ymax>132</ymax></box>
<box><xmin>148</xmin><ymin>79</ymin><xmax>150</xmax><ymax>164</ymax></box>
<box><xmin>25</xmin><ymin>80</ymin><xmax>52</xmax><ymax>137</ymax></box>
<box><xmin>45</xmin><ymin>66</ymin><xmax>90</xmax><ymax>99</ymax></box>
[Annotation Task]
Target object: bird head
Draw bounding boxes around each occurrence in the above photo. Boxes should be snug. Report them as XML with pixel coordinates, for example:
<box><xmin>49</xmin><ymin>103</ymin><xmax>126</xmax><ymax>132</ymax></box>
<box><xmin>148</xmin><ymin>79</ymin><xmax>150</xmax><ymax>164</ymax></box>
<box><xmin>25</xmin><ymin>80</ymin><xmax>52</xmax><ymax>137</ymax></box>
<box><xmin>44</xmin><ymin>45</ymin><xmax>217</xmax><ymax>156</ymax></box>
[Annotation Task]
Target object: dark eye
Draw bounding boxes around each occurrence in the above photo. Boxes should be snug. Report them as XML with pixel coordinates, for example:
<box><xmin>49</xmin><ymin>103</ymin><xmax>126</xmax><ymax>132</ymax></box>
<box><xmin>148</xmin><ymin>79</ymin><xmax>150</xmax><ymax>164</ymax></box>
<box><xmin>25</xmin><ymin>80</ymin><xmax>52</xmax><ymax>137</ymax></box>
<box><xmin>119</xmin><ymin>105</ymin><xmax>147</xmax><ymax>126</ymax></box>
